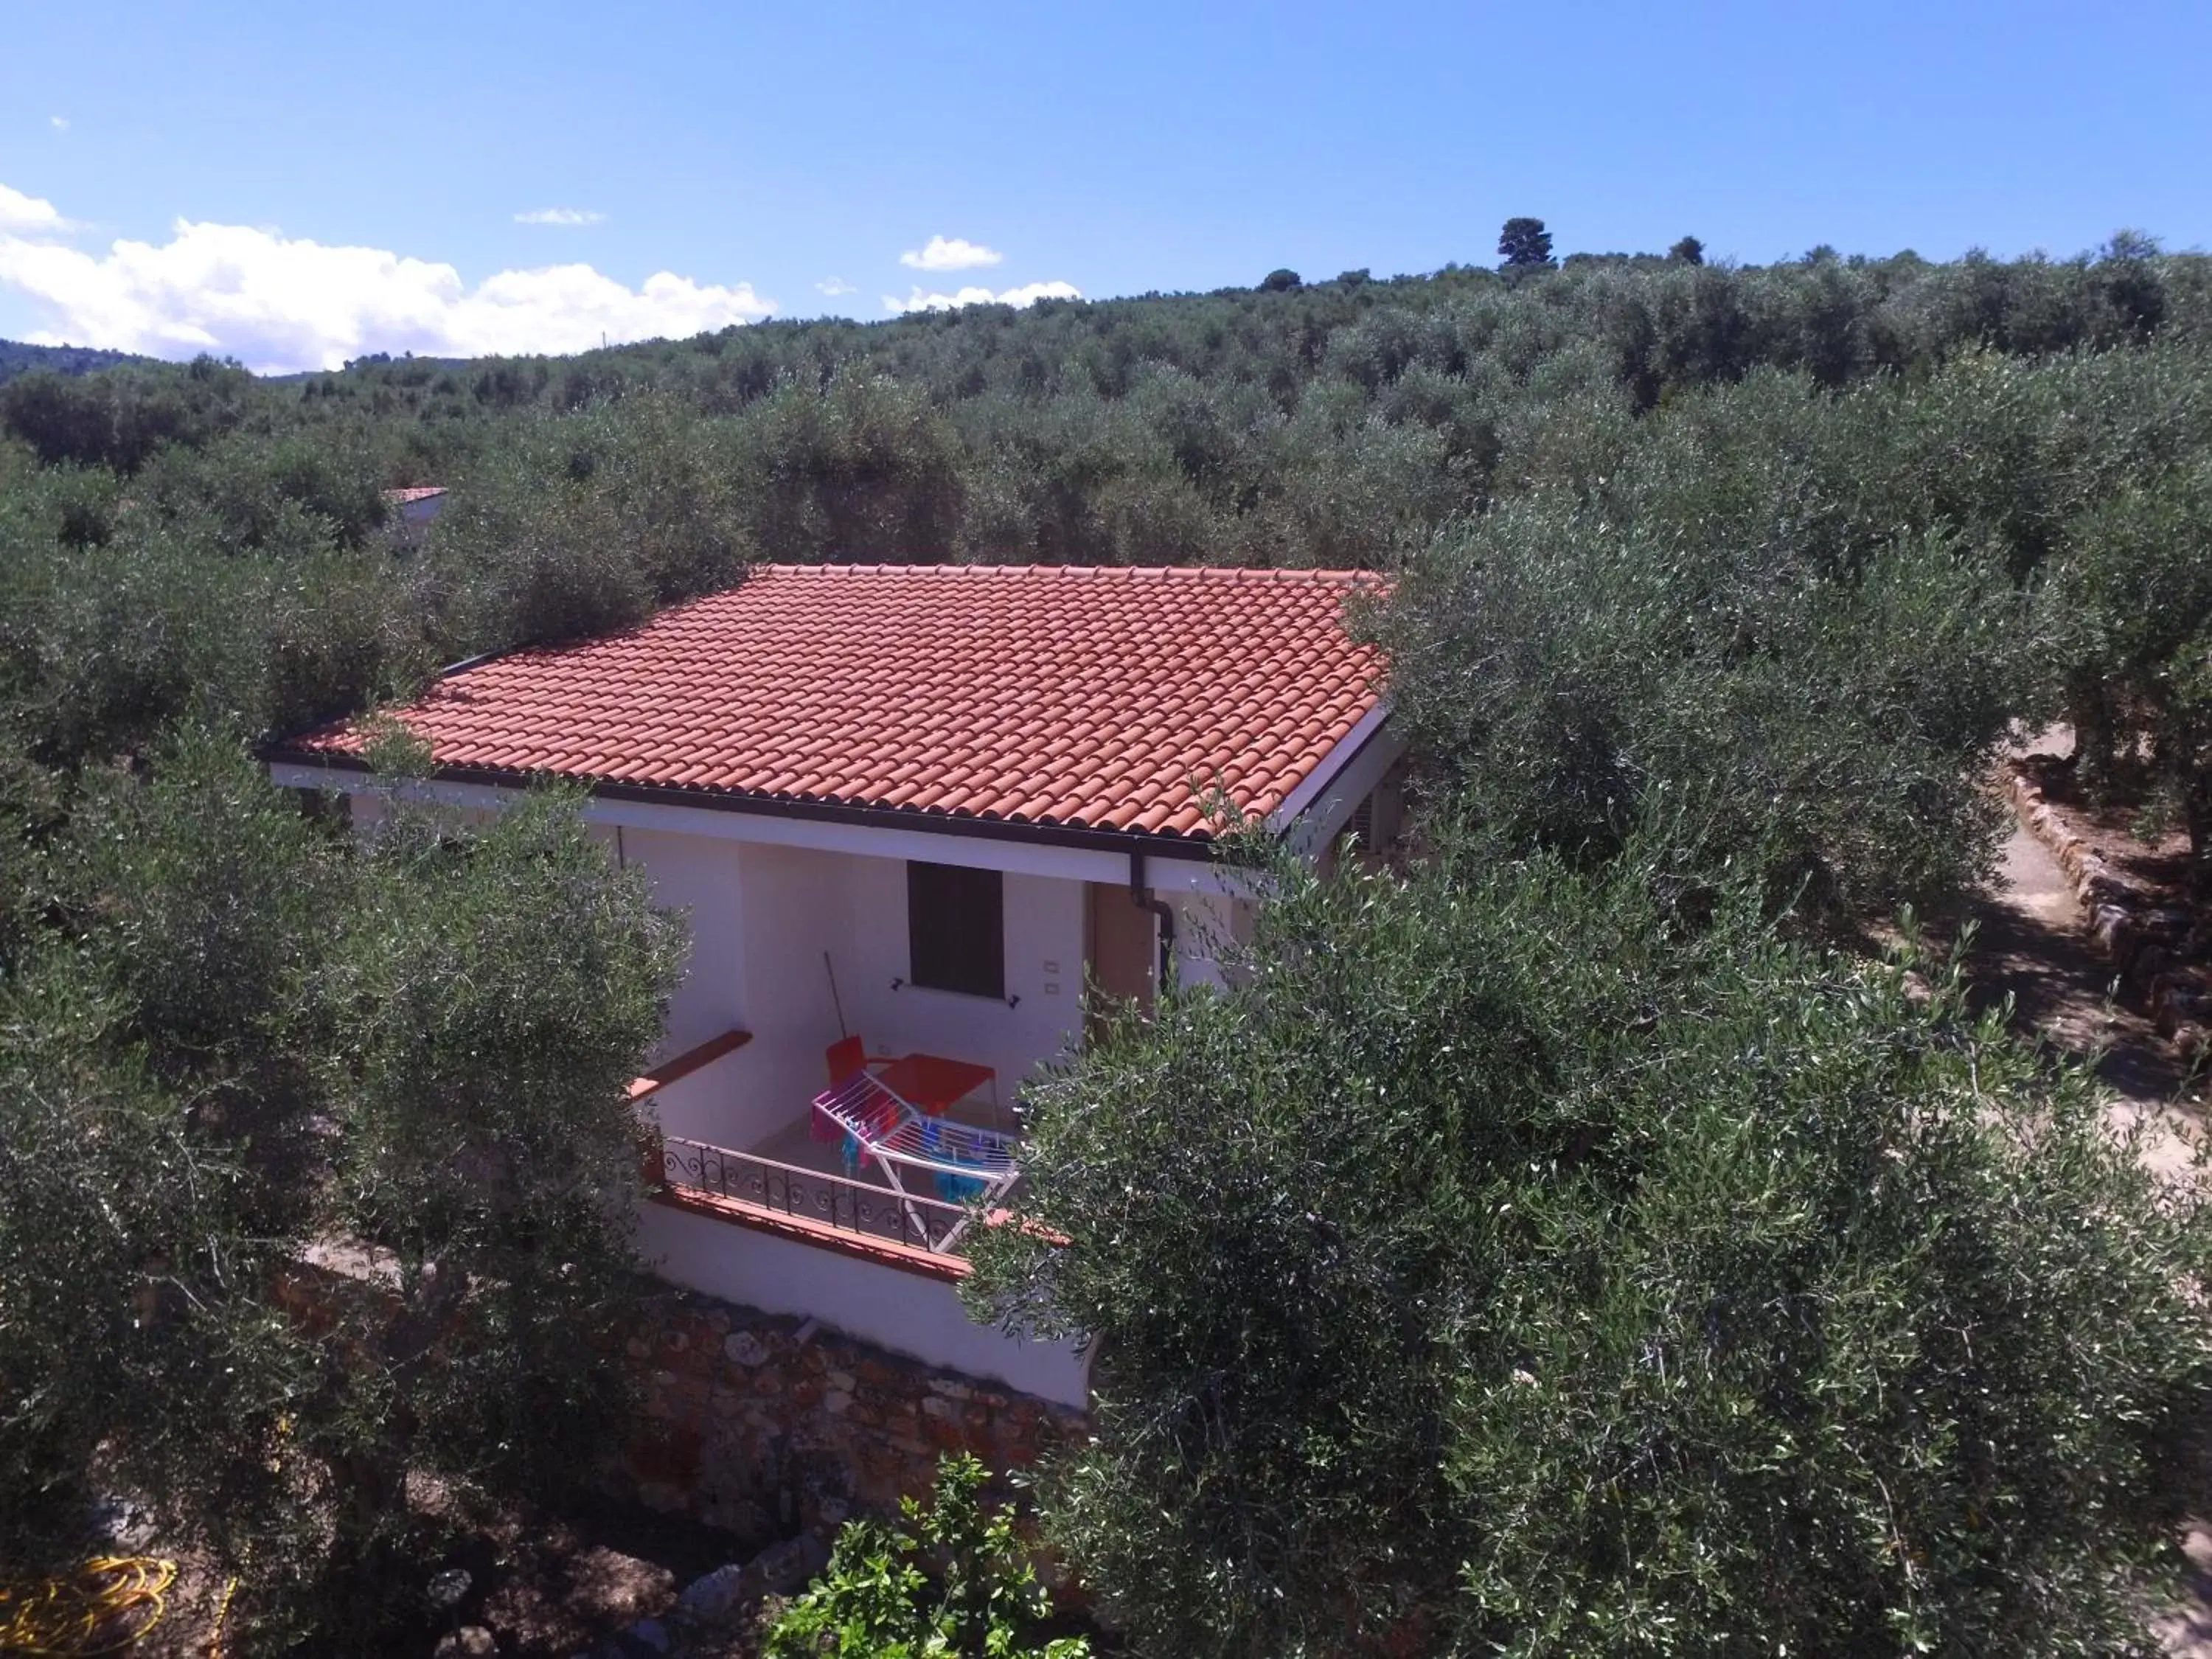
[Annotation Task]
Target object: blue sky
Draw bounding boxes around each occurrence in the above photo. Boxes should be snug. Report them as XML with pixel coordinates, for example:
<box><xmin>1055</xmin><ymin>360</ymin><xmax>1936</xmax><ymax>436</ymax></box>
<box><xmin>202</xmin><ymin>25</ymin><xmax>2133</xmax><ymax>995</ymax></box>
<box><xmin>1</xmin><ymin>0</ymin><xmax>2206</xmax><ymax>371</ymax></box>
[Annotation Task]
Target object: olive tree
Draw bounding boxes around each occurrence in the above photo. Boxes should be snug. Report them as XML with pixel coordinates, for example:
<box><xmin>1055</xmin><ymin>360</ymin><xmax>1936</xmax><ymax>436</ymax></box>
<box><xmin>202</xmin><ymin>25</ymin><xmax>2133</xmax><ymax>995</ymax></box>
<box><xmin>0</xmin><ymin>733</ymin><xmax>684</xmax><ymax>1651</ymax></box>
<box><xmin>1375</xmin><ymin>498</ymin><xmax>2028</xmax><ymax>926</ymax></box>
<box><xmin>310</xmin><ymin>782</ymin><xmax>686</xmax><ymax>1549</ymax></box>
<box><xmin>2042</xmin><ymin>455</ymin><xmax>2212</xmax><ymax>885</ymax></box>
<box><xmin>0</xmin><ymin>949</ymin><xmax>315</xmax><ymax>1578</ymax></box>
<box><xmin>1</xmin><ymin>729</ymin><xmax>349</xmax><ymax>1595</ymax></box>
<box><xmin>971</xmin><ymin>841</ymin><xmax>2211</xmax><ymax>1657</ymax></box>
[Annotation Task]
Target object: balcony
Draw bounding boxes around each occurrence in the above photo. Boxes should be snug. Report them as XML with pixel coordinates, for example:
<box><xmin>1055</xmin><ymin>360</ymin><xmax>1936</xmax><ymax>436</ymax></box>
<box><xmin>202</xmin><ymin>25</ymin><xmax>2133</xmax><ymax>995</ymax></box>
<box><xmin>633</xmin><ymin>1030</ymin><xmax>1022</xmax><ymax>1274</ymax></box>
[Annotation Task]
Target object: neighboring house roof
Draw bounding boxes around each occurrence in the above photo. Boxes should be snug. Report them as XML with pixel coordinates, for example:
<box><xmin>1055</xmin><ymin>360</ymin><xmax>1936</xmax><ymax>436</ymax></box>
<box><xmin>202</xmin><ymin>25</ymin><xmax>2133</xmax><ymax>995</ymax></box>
<box><xmin>274</xmin><ymin>563</ymin><xmax>1387</xmax><ymax>844</ymax></box>
<box><xmin>383</xmin><ymin>485</ymin><xmax>448</xmax><ymax>504</ymax></box>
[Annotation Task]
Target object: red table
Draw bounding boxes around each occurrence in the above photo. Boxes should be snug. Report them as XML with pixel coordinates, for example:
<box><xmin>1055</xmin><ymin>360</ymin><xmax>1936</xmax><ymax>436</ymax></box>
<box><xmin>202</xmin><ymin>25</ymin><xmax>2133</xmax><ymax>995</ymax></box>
<box><xmin>876</xmin><ymin>1053</ymin><xmax>996</xmax><ymax>1116</ymax></box>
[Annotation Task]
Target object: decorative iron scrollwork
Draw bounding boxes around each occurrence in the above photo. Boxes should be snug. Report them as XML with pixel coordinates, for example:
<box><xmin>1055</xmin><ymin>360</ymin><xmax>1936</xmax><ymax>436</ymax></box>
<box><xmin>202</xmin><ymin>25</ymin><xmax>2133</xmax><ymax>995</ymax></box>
<box><xmin>660</xmin><ymin>1134</ymin><xmax>969</xmax><ymax>1256</ymax></box>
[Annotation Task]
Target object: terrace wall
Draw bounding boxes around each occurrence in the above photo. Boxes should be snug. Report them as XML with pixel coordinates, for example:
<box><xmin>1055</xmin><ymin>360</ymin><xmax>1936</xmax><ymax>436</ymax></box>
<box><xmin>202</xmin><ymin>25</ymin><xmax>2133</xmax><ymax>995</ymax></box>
<box><xmin>616</xmin><ymin>1281</ymin><xmax>1088</xmax><ymax>1539</ymax></box>
<box><xmin>279</xmin><ymin>1252</ymin><xmax>1087</xmax><ymax>1545</ymax></box>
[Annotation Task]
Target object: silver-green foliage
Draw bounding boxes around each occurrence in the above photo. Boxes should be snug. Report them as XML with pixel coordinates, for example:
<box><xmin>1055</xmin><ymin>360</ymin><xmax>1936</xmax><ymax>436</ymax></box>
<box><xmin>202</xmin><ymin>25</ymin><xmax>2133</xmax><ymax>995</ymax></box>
<box><xmin>0</xmin><ymin>729</ymin><xmax>684</xmax><ymax>1650</ymax></box>
<box><xmin>971</xmin><ymin>841</ymin><xmax>2212</xmax><ymax>1657</ymax></box>
<box><xmin>1377</xmin><ymin>364</ymin><xmax>2067</xmax><ymax>925</ymax></box>
<box><xmin>2042</xmin><ymin>453</ymin><xmax>2212</xmax><ymax>882</ymax></box>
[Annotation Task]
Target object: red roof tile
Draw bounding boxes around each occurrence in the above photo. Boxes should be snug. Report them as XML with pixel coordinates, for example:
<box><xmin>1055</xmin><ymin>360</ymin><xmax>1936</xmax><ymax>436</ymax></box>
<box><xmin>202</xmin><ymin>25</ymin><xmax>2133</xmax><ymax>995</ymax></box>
<box><xmin>285</xmin><ymin>564</ymin><xmax>1385</xmax><ymax>842</ymax></box>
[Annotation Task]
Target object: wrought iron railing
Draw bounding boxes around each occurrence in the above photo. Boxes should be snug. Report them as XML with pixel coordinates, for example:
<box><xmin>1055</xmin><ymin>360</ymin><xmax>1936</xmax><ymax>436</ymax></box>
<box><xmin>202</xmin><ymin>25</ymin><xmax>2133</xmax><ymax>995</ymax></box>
<box><xmin>659</xmin><ymin>1134</ymin><xmax>976</xmax><ymax>1257</ymax></box>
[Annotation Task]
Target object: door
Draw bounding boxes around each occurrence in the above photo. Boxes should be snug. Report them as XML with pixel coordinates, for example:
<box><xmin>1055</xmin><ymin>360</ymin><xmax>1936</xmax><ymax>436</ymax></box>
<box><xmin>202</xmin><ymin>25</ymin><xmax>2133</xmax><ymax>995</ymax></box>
<box><xmin>1085</xmin><ymin>883</ymin><xmax>1156</xmax><ymax>1038</ymax></box>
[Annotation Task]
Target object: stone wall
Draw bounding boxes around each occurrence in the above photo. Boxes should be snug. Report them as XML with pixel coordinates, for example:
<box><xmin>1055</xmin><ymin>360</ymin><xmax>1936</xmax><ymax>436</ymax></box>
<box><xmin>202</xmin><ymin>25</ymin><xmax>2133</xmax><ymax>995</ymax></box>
<box><xmin>2005</xmin><ymin>756</ymin><xmax>2212</xmax><ymax>1057</ymax></box>
<box><xmin>613</xmin><ymin>1287</ymin><xmax>1088</xmax><ymax>1540</ymax></box>
<box><xmin>276</xmin><ymin>1243</ymin><xmax>1083</xmax><ymax>1548</ymax></box>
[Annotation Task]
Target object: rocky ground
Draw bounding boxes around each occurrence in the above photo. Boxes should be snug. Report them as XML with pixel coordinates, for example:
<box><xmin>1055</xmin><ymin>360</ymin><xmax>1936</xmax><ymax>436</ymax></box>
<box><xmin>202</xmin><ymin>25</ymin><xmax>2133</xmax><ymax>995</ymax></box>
<box><xmin>414</xmin><ymin>1523</ymin><xmax>827</xmax><ymax>1659</ymax></box>
<box><xmin>127</xmin><ymin>1492</ymin><xmax>812</xmax><ymax>1659</ymax></box>
<box><xmin>1961</xmin><ymin>785</ymin><xmax>2199</xmax><ymax>1155</ymax></box>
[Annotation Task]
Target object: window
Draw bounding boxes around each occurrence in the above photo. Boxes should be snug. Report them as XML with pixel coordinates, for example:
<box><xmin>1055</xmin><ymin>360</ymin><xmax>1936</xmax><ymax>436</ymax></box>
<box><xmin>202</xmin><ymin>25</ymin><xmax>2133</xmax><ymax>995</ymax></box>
<box><xmin>907</xmin><ymin>861</ymin><xmax>1005</xmax><ymax>999</ymax></box>
<box><xmin>1345</xmin><ymin>792</ymin><xmax>1375</xmax><ymax>849</ymax></box>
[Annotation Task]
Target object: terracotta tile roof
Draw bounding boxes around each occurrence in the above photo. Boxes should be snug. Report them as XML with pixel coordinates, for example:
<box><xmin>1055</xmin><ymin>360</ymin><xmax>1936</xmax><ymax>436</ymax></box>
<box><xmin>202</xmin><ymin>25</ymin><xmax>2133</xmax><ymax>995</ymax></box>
<box><xmin>383</xmin><ymin>485</ymin><xmax>447</xmax><ymax>504</ymax></box>
<box><xmin>285</xmin><ymin>564</ymin><xmax>1386</xmax><ymax>841</ymax></box>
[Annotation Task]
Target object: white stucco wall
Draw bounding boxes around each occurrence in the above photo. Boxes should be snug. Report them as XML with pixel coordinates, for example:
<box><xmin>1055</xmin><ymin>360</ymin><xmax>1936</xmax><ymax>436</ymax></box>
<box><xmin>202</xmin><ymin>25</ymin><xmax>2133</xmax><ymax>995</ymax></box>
<box><xmin>348</xmin><ymin>788</ymin><xmax>498</xmax><ymax>834</ymax></box>
<box><xmin>637</xmin><ymin>1200</ymin><xmax>1091</xmax><ymax>1408</ymax></box>
<box><xmin>624</xmin><ymin>825</ymin><xmax>751</xmax><ymax>1050</ymax></box>
<box><xmin>1164</xmin><ymin>889</ymin><xmax>1253</xmax><ymax>990</ymax></box>
<box><xmin>602</xmin><ymin>825</ymin><xmax>763</xmax><ymax>1147</ymax></box>
<box><xmin>622</xmin><ymin>833</ymin><xmax>1088</xmax><ymax>1151</ymax></box>
<box><xmin>836</xmin><ymin>857</ymin><xmax>1088</xmax><ymax>1113</ymax></box>
<box><xmin>723</xmin><ymin>841</ymin><xmax>862</xmax><ymax>1148</ymax></box>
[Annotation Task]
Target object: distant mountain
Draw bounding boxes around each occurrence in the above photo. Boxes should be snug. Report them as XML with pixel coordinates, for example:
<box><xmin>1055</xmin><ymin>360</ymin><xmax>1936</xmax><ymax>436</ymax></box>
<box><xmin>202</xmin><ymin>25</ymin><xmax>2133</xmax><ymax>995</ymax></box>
<box><xmin>0</xmin><ymin>339</ymin><xmax>156</xmax><ymax>387</ymax></box>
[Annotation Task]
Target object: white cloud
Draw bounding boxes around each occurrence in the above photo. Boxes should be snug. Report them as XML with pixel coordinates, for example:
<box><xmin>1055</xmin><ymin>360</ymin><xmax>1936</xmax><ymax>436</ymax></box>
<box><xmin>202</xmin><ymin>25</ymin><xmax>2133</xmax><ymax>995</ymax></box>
<box><xmin>0</xmin><ymin>184</ymin><xmax>67</xmax><ymax>234</ymax></box>
<box><xmin>815</xmin><ymin>276</ymin><xmax>857</xmax><ymax>296</ymax></box>
<box><xmin>0</xmin><ymin>193</ymin><xmax>776</xmax><ymax>372</ymax></box>
<box><xmin>514</xmin><ymin>207</ymin><xmax>604</xmax><ymax>226</ymax></box>
<box><xmin>49</xmin><ymin>116</ymin><xmax>68</xmax><ymax>132</ymax></box>
<box><xmin>883</xmin><ymin>279</ymin><xmax>1081</xmax><ymax>315</ymax></box>
<box><xmin>898</xmin><ymin>235</ymin><xmax>1003</xmax><ymax>272</ymax></box>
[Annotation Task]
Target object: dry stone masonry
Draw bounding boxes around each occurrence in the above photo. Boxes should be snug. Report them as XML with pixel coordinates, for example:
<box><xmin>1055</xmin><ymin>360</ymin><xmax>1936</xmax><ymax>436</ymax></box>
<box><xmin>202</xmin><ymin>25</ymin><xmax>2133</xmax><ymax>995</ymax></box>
<box><xmin>2005</xmin><ymin>757</ymin><xmax>2212</xmax><ymax>1059</ymax></box>
<box><xmin>612</xmin><ymin>1287</ymin><xmax>1085</xmax><ymax>1538</ymax></box>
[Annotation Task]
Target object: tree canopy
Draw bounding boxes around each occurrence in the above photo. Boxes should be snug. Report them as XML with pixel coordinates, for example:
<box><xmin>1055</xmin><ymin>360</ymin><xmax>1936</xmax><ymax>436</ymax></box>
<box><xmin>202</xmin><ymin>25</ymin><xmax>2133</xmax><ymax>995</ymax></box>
<box><xmin>1</xmin><ymin>732</ymin><xmax>681</xmax><ymax>1650</ymax></box>
<box><xmin>972</xmin><ymin>841</ymin><xmax>2212</xmax><ymax>1657</ymax></box>
<box><xmin>1498</xmin><ymin>216</ymin><xmax>1557</xmax><ymax>269</ymax></box>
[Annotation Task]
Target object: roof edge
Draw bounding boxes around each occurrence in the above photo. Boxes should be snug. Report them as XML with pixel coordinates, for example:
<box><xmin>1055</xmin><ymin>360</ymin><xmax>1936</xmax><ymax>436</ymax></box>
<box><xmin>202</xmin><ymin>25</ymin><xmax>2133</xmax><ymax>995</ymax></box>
<box><xmin>262</xmin><ymin>745</ymin><xmax>1242</xmax><ymax>861</ymax></box>
<box><xmin>754</xmin><ymin>562</ymin><xmax>1382</xmax><ymax>582</ymax></box>
<box><xmin>1267</xmin><ymin>700</ymin><xmax>1394</xmax><ymax>832</ymax></box>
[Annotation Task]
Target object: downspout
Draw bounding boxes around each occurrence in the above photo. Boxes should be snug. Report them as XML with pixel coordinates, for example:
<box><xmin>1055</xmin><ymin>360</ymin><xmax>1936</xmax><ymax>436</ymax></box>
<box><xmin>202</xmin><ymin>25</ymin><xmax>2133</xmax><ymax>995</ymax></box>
<box><xmin>1128</xmin><ymin>848</ymin><xmax>1177</xmax><ymax>995</ymax></box>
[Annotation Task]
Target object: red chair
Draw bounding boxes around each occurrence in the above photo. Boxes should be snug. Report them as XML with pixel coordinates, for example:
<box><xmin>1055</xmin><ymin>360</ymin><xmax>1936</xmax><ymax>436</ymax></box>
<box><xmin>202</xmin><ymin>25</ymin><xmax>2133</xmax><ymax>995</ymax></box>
<box><xmin>818</xmin><ymin>1037</ymin><xmax>894</xmax><ymax>1148</ymax></box>
<box><xmin>825</xmin><ymin>1034</ymin><xmax>869</xmax><ymax>1087</ymax></box>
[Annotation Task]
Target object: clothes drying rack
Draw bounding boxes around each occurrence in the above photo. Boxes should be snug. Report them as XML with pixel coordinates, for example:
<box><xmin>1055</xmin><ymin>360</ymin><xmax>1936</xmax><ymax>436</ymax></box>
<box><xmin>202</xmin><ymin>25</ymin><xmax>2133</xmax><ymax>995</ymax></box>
<box><xmin>810</xmin><ymin>1070</ymin><xmax>1021</xmax><ymax>1251</ymax></box>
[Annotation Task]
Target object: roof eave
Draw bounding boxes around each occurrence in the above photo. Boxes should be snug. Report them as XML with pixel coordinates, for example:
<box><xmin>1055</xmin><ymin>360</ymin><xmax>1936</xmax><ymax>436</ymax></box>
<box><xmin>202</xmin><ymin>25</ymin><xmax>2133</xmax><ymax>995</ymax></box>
<box><xmin>262</xmin><ymin>744</ymin><xmax>1245</xmax><ymax>862</ymax></box>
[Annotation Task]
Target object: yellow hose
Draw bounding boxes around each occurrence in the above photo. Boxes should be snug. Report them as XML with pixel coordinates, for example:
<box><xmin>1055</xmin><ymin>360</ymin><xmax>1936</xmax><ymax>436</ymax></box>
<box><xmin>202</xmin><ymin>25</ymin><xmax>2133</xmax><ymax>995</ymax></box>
<box><xmin>204</xmin><ymin>1577</ymin><xmax>236</xmax><ymax>1659</ymax></box>
<box><xmin>0</xmin><ymin>1557</ymin><xmax>175</xmax><ymax>1657</ymax></box>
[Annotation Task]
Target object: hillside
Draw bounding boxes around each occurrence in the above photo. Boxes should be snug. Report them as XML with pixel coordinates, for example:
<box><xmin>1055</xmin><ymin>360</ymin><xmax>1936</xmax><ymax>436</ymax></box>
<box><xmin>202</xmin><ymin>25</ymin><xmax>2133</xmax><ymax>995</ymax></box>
<box><xmin>9</xmin><ymin>234</ymin><xmax>2212</xmax><ymax>1652</ymax></box>
<box><xmin>0</xmin><ymin>337</ymin><xmax>154</xmax><ymax>386</ymax></box>
<box><xmin>5</xmin><ymin>243</ymin><xmax>2205</xmax><ymax>581</ymax></box>
<box><xmin>3</xmin><ymin>233</ymin><xmax>2208</xmax><ymax>918</ymax></box>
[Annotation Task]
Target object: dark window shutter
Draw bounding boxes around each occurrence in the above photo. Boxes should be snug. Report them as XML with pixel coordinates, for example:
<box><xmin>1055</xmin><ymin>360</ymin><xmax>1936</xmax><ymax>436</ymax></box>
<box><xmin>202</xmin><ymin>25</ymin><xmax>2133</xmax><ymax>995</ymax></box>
<box><xmin>907</xmin><ymin>861</ymin><xmax>1005</xmax><ymax>999</ymax></box>
<box><xmin>1348</xmin><ymin>792</ymin><xmax>1375</xmax><ymax>847</ymax></box>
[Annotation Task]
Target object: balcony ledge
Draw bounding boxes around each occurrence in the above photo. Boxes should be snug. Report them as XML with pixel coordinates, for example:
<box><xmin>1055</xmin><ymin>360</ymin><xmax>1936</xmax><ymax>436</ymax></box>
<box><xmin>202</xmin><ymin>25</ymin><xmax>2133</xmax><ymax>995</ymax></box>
<box><xmin>630</xmin><ymin>1028</ymin><xmax>754</xmax><ymax>1104</ymax></box>
<box><xmin>647</xmin><ymin>1184</ymin><xmax>972</xmax><ymax>1284</ymax></box>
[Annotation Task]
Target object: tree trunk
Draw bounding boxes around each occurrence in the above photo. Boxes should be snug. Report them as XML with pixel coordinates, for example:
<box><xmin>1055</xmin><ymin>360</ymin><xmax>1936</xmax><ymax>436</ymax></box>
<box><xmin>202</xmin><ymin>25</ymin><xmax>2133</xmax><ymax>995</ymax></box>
<box><xmin>2185</xmin><ymin>768</ymin><xmax>2212</xmax><ymax>902</ymax></box>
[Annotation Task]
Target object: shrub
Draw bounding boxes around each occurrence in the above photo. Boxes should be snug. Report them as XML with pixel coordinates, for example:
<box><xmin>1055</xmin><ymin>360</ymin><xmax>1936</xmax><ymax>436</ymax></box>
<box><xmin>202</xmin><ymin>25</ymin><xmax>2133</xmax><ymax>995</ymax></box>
<box><xmin>765</xmin><ymin>1453</ymin><xmax>1088</xmax><ymax>1659</ymax></box>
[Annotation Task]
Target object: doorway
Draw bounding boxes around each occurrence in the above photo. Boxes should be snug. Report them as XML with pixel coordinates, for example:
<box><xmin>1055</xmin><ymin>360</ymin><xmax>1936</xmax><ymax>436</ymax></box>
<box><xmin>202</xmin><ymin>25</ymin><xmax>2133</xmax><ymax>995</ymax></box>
<box><xmin>1085</xmin><ymin>883</ymin><xmax>1156</xmax><ymax>1038</ymax></box>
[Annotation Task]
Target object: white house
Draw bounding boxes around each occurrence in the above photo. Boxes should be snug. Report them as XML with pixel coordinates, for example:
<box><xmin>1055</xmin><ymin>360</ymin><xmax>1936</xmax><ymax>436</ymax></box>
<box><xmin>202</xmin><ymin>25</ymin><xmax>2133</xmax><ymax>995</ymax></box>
<box><xmin>266</xmin><ymin>563</ymin><xmax>1399</xmax><ymax>1407</ymax></box>
<box><xmin>383</xmin><ymin>484</ymin><xmax>448</xmax><ymax>546</ymax></box>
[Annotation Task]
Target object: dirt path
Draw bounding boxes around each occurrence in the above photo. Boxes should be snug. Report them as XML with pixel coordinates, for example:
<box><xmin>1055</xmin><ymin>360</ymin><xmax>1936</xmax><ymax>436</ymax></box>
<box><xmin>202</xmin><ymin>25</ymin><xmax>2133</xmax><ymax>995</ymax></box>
<box><xmin>1952</xmin><ymin>723</ymin><xmax>2205</xmax><ymax>1172</ymax></box>
<box><xmin>1961</xmin><ymin>821</ymin><xmax>2193</xmax><ymax>1107</ymax></box>
<box><xmin>1958</xmin><ymin>817</ymin><xmax>2207</xmax><ymax>1186</ymax></box>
